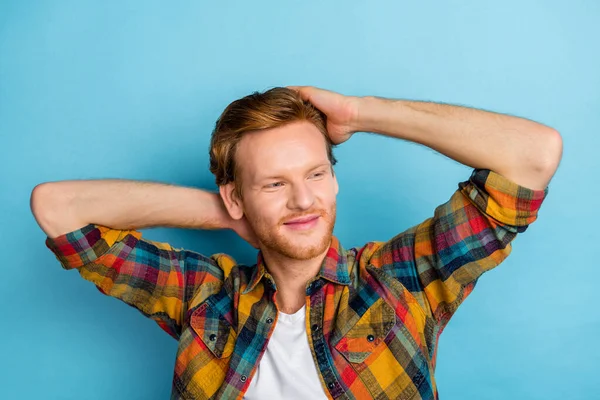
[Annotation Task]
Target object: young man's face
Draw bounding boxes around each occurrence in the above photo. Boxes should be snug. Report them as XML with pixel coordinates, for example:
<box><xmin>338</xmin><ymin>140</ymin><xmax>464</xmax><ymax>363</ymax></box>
<box><xmin>233</xmin><ymin>120</ymin><xmax>338</xmax><ymax>260</ymax></box>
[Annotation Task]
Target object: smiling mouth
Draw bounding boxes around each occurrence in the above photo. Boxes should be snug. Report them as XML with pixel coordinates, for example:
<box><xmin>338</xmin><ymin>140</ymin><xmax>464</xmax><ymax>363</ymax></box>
<box><xmin>283</xmin><ymin>215</ymin><xmax>320</xmax><ymax>225</ymax></box>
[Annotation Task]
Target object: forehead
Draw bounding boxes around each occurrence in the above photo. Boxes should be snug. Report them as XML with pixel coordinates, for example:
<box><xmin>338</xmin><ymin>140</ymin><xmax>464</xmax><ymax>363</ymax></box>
<box><xmin>236</xmin><ymin>121</ymin><xmax>329</xmax><ymax>181</ymax></box>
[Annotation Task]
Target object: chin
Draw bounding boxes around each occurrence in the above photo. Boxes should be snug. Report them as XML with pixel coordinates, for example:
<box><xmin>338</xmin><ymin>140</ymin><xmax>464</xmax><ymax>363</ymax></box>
<box><xmin>256</xmin><ymin>230</ymin><xmax>327</xmax><ymax>261</ymax></box>
<box><xmin>279</xmin><ymin>230</ymin><xmax>333</xmax><ymax>260</ymax></box>
<box><xmin>253</xmin><ymin>211</ymin><xmax>336</xmax><ymax>260</ymax></box>
<box><xmin>281</xmin><ymin>243</ymin><xmax>329</xmax><ymax>261</ymax></box>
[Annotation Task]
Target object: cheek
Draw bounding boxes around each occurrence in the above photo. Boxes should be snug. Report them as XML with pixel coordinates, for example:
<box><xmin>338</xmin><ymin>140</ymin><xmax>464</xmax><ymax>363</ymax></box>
<box><xmin>317</xmin><ymin>178</ymin><xmax>337</xmax><ymax>195</ymax></box>
<box><xmin>317</xmin><ymin>183</ymin><xmax>337</xmax><ymax>204</ymax></box>
<box><xmin>247</xmin><ymin>196</ymin><xmax>285</xmax><ymax>224</ymax></box>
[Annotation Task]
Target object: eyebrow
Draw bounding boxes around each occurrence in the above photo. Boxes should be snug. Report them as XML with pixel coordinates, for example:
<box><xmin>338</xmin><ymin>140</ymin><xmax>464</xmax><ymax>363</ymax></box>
<box><xmin>257</xmin><ymin>162</ymin><xmax>331</xmax><ymax>182</ymax></box>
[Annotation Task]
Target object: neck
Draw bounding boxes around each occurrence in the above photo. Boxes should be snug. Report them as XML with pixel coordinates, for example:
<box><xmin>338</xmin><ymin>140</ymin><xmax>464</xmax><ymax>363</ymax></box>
<box><xmin>260</xmin><ymin>243</ymin><xmax>330</xmax><ymax>314</ymax></box>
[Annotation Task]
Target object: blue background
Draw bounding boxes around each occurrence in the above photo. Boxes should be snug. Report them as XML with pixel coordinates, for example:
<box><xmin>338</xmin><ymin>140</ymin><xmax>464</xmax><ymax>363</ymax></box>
<box><xmin>1</xmin><ymin>1</ymin><xmax>597</xmax><ymax>399</ymax></box>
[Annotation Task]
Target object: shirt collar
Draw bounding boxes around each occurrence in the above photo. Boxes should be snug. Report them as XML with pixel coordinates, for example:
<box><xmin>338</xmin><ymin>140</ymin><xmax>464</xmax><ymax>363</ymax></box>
<box><xmin>242</xmin><ymin>235</ymin><xmax>351</xmax><ymax>295</ymax></box>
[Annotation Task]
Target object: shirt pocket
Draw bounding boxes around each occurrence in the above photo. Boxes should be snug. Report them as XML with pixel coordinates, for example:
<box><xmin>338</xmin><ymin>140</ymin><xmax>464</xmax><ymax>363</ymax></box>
<box><xmin>333</xmin><ymin>297</ymin><xmax>396</xmax><ymax>363</ymax></box>
<box><xmin>190</xmin><ymin>300</ymin><xmax>236</xmax><ymax>359</ymax></box>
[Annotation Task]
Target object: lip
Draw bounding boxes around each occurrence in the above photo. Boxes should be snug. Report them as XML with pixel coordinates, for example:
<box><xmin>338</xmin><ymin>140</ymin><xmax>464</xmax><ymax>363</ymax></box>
<box><xmin>283</xmin><ymin>215</ymin><xmax>321</xmax><ymax>231</ymax></box>
<box><xmin>283</xmin><ymin>215</ymin><xmax>320</xmax><ymax>224</ymax></box>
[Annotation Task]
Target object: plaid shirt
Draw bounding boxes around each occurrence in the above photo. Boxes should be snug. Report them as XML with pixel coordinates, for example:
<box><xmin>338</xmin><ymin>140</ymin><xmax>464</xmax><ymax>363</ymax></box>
<box><xmin>45</xmin><ymin>169</ymin><xmax>548</xmax><ymax>400</ymax></box>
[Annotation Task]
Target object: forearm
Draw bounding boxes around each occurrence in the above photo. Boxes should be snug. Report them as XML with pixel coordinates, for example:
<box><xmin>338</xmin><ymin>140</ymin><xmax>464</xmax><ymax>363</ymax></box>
<box><xmin>31</xmin><ymin>179</ymin><xmax>232</xmax><ymax>238</ymax></box>
<box><xmin>355</xmin><ymin>96</ymin><xmax>562</xmax><ymax>190</ymax></box>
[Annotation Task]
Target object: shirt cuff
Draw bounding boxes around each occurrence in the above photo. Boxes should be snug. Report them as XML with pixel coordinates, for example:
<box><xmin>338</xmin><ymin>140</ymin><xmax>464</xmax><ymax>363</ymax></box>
<box><xmin>45</xmin><ymin>223</ymin><xmax>138</xmax><ymax>270</ymax></box>
<box><xmin>458</xmin><ymin>169</ymin><xmax>549</xmax><ymax>229</ymax></box>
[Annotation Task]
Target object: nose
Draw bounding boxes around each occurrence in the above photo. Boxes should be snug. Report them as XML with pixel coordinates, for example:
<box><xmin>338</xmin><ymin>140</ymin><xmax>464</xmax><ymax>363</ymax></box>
<box><xmin>287</xmin><ymin>181</ymin><xmax>315</xmax><ymax>211</ymax></box>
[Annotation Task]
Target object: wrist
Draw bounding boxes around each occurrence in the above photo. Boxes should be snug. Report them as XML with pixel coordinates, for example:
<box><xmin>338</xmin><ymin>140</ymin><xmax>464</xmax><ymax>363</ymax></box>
<box><xmin>189</xmin><ymin>189</ymin><xmax>235</xmax><ymax>230</ymax></box>
<box><xmin>354</xmin><ymin>95</ymin><xmax>383</xmax><ymax>134</ymax></box>
<box><xmin>355</xmin><ymin>95</ymin><xmax>413</xmax><ymax>140</ymax></box>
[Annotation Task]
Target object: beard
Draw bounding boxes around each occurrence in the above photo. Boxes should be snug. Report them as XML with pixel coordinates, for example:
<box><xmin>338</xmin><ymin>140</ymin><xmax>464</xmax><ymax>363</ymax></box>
<box><xmin>246</xmin><ymin>203</ymin><xmax>336</xmax><ymax>261</ymax></box>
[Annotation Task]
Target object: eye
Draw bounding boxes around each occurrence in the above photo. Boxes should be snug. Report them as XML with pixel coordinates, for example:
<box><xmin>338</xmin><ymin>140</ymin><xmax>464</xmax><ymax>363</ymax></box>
<box><xmin>265</xmin><ymin>181</ymin><xmax>284</xmax><ymax>189</ymax></box>
<box><xmin>310</xmin><ymin>171</ymin><xmax>326</xmax><ymax>179</ymax></box>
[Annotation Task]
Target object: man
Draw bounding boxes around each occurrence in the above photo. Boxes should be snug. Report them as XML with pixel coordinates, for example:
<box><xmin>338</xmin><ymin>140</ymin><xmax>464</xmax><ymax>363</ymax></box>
<box><xmin>31</xmin><ymin>86</ymin><xmax>562</xmax><ymax>399</ymax></box>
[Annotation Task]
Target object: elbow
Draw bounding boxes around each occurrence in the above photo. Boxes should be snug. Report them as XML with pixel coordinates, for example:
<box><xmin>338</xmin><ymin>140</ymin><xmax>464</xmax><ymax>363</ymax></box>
<box><xmin>30</xmin><ymin>183</ymin><xmax>53</xmax><ymax>220</ymax></box>
<box><xmin>522</xmin><ymin>128</ymin><xmax>563</xmax><ymax>190</ymax></box>
<box><xmin>30</xmin><ymin>183</ymin><xmax>75</xmax><ymax>238</ymax></box>
<box><xmin>537</xmin><ymin>128</ymin><xmax>563</xmax><ymax>182</ymax></box>
<box><xmin>30</xmin><ymin>183</ymin><xmax>59</xmax><ymax>236</ymax></box>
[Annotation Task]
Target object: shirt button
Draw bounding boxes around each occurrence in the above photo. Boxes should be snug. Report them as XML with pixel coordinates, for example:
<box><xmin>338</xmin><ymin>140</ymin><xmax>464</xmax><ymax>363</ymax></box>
<box><xmin>266</xmin><ymin>317</ymin><xmax>274</xmax><ymax>324</ymax></box>
<box><xmin>209</xmin><ymin>334</ymin><xmax>217</xmax><ymax>341</ymax></box>
<box><xmin>311</xmin><ymin>324</ymin><xmax>320</xmax><ymax>332</ymax></box>
<box><xmin>367</xmin><ymin>334</ymin><xmax>375</xmax><ymax>342</ymax></box>
<box><xmin>327</xmin><ymin>381</ymin><xmax>336</xmax><ymax>389</ymax></box>
<box><xmin>240</xmin><ymin>375</ymin><xmax>247</xmax><ymax>382</ymax></box>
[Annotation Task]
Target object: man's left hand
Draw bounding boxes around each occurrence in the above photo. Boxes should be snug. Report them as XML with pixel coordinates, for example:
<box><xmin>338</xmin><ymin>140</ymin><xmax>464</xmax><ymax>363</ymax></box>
<box><xmin>287</xmin><ymin>85</ymin><xmax>361</xmax><ymax>145</ymax></box>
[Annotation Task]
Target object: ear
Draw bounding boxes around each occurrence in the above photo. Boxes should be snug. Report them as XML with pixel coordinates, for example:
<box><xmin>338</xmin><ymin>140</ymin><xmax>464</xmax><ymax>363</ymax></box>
<box><xmin>219</xmin><ymin>182</ymin><xmax>244</xmax><ymax>220</ymax></box>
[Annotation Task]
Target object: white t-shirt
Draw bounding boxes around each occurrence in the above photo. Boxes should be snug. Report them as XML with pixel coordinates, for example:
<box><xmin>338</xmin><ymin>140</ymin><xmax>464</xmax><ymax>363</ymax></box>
<box><xmin>243</xmin><ymin>304</ymin><xmax>329</xmax><ymax>399</ymax></box>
